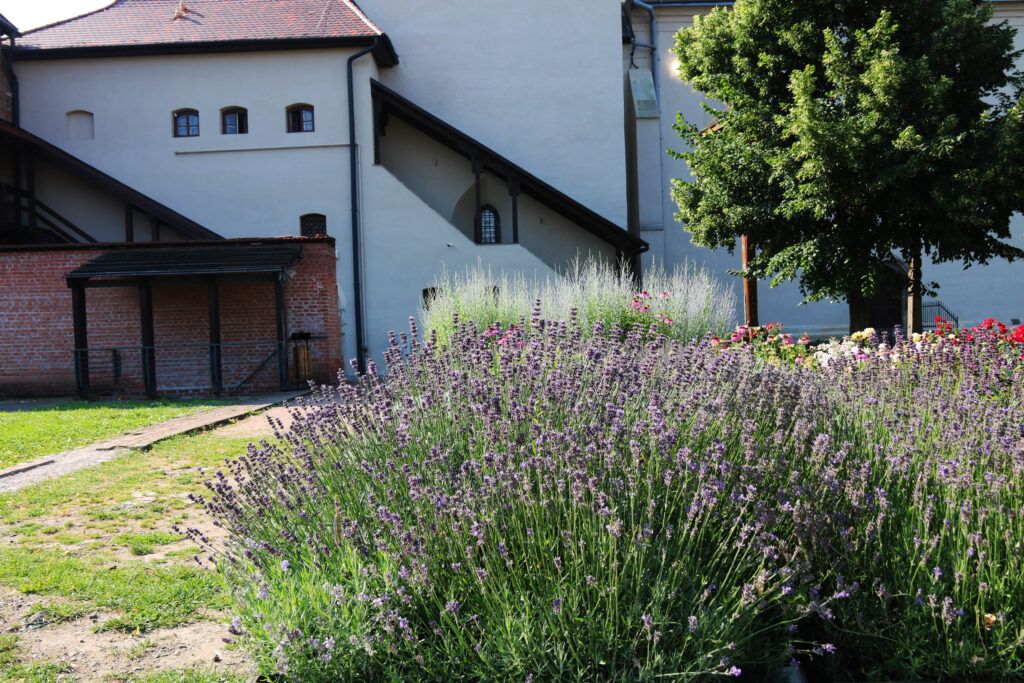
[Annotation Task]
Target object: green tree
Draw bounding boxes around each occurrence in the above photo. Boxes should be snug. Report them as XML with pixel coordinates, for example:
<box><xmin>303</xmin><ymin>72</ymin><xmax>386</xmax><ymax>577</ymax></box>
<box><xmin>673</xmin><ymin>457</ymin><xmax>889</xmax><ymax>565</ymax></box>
<box><xmin>671</xmin><ymin>0</ymin><xmax>1024</xmax><ymax>331</ymax></box>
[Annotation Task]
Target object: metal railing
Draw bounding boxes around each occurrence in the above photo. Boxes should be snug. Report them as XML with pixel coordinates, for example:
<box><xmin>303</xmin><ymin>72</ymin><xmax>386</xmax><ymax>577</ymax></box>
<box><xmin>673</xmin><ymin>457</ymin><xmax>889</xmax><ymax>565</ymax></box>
<box><xmin>923</xmin><ymin>301</ymin><xmax>959</xmax><ymax>329</ymax></box>
<box><xmin>0</xmin><ymin>182</ymin><xmax>96</xmax><ymax>243</ymax></box>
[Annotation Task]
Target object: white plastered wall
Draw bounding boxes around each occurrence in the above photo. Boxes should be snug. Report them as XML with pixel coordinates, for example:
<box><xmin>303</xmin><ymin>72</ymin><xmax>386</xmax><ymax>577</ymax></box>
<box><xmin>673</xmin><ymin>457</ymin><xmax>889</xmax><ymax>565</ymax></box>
<box><xmin>378</xmin><ymin>117</ymin><xmax>617</xmax><ymax>269</ymax></box>
<box><xmin>357</xmin><ymin>0</ymin><xmax>630</xmax><ymax>228</ymax></box>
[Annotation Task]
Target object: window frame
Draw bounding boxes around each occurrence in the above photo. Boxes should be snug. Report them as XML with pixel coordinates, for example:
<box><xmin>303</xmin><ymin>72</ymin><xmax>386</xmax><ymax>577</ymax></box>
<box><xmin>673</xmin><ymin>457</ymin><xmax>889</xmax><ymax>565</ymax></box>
<box><xmin>476</xmin><ymin>204</ymin><xmax>501</xmax><ymax>245</ymax></box>
<box><xmin>172</xmin><ymin>108</ymin><xmax>200</xmax><ymax>138</ymax></box>
<box><xmin>300</xmin><ymin>213</ymin><xmax>328</xmax><ymax>237</ymax></box>
<box><xmin>286</xmin><ymin>104</ymin><xmax>315</xmax><ymax>133</ymax></box>
<box><xmin>221</xmin><ymin>106</ymin><xmax>249</xmax><ymax>135</ymax></box>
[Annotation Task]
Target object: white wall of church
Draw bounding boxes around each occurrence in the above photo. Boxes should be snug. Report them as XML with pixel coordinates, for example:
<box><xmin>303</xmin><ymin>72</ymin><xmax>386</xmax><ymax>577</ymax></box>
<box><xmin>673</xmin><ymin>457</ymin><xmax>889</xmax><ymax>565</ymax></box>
<box><xmin>629</xmin><ymin>2</ymin><xmax>1024</xmax><ymax>331</ymax></box>
<box><xmin>358</xmin><ymin>0</ymin><xmax>630</xmax><ymax>228</ymax></box>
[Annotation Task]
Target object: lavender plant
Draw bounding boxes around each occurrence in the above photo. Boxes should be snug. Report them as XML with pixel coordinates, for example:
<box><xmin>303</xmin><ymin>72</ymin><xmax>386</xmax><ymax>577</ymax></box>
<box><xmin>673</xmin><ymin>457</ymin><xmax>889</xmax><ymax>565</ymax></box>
<box><xmin>189</xmin><ymin>314</ymin><xmax>1024</xmax><ymax>681</ymax></box>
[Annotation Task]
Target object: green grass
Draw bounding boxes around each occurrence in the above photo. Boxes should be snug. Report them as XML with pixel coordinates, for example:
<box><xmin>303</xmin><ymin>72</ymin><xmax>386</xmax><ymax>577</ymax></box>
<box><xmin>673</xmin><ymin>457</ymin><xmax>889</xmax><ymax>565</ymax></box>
<box><xmin>111</xmin><ymin>668</ymin><xmax>249</xmax><ymax>683</ymax></box>
<box><xmin>0</xmin><ymin>433</ymin><xmax>258</xmax><ymax>638</ymax></box>
<box><xmin>0</xmin><ymin>399</ymin><xmax>227</xmax><ymax>469</ymax></box>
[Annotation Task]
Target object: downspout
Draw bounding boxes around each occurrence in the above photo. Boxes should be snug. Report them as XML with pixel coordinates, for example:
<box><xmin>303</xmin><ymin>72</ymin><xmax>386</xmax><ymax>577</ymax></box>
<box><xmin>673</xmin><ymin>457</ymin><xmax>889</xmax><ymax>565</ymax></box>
<box><xmin>347</xmin><ymin>37</ymin><xmax>380</xmax><ymax>374</ymax></box>
<box><xmin>631</xmin><ymin>0</ymin><xmax>659</xmax><ymax>105</ymax></box>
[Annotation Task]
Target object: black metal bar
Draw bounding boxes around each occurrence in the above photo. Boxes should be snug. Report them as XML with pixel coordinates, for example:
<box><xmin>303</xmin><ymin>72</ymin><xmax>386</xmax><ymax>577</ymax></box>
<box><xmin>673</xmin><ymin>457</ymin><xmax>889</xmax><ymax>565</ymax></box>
<box><xmin>275</xmin><ymin>277</ymin><xmax>289</xmax><ymax>390</ymax></box>
<box><xmin>139</xmin><ymin>278</ymin><xmax>157</xmax><ymax>397</ymax></box>
<box><xmin>207</xmin><ymin>277</ymin><xmax>223</xmax><ymax>395</ymax></box>
<box><xmin>70</xmin><ymin>282</ymin><xmax>89</xmax><ymax>398</ymax></box>
<box><xmin>125</xmin><ymin>205</ymin><xmax>135</xmax><ymax>242</ymax></box>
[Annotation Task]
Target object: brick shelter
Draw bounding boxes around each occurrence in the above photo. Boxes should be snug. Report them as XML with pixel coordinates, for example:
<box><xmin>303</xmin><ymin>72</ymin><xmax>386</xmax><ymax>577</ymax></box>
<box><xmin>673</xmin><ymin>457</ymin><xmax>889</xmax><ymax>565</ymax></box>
<box><xmin>0</xmin><ymin>237</ymin><xmax>342</xmax><ymax>397</ymax></box>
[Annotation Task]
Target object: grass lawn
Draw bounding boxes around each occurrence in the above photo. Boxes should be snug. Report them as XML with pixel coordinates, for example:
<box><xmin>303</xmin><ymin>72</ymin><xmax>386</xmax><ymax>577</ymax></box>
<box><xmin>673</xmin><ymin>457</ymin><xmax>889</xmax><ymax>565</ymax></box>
<box><xmin>0</xmin><ymin>399</ymin><xmax>227</xmax><ymax>470</ymax></box>
<box><xmin>0</xmin><ymin>431</ymin><xmax>260</xmax><ymax>681</ymax></box>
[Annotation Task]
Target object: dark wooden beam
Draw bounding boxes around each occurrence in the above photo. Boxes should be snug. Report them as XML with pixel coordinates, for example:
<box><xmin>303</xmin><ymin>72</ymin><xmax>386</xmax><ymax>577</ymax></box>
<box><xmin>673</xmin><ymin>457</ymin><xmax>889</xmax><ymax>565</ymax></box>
<box><xmin>275</xmin><ymin>278</ymin><xmax>289</xmax><ymax>390</ymax></box>
<box><xmin>25</xmin><ymin>153</ymin><xmax>36</xmax><ymax>231</ymax></box>
<box><xmin>741</xmin><ymin>234</ymin><xmax>759</xmax><ymax>327</ymax></box>
<box><xmin>207</xmin><ymin>277</ymin><xmax>222</xmax><ymax>395</ymax></box>
<box><xmin>124</xmin><ymin>205</ymin><xmax>135</xmax><ymax>242</ymax></box>
<box><xmin>151</xmin><ymin>218</ymin><xmax>161</xmax><ymax>242</ymax></box>
<box><xmin>138</xmin><ymin>278</ymin><xmax>157</xmax><ymax>397</ymax></box>
<box><xmin>508</xmin><ymin>177</ymin><xmax>520</xmax><ymax>244</ymax></box>
<box><xmin>472</xmin><ymin>155</ymin><xmax>483</xmax><ymax>244</ymax></box>
<box><xmin>71</xmin><ymin>283</ymin><xmax>89</xmax><ymax>398</ymax></box>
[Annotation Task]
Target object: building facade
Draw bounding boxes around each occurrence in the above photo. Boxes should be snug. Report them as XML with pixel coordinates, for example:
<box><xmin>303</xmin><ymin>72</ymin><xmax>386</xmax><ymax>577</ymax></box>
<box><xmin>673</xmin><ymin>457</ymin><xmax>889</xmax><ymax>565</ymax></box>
<box><xmin>0</xmin><ymin>0</ymin><xmax>1021</xmax><ymax>395</ymax></box>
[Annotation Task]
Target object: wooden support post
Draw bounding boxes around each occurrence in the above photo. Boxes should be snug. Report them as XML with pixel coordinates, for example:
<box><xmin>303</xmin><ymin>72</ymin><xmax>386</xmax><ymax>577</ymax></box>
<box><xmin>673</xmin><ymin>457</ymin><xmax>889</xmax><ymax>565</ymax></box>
<box><xmin>907</xmin><ymin>252</ymin><xmax>923</xmax><ymax>334</ymax></box>
<box><xmin>124</xmin><ymin>205</ymin><xmax>135</xmax><ymax>242</ymax></box>
<box><xmin>151</xmin><ymin>218</ymin><xmax>161</xmax><ymax>242</ymax></box>
<box><xmin>139</xmin><ymin>279</ymin><xmax>157</xmax><ymax>398</ymax></box>
<box><xmin>741</xmin><ymin>234</ymin><xmax>759</xmax><ymax>327</ymax></box>
<box><xmin>71</xmin><ymin>283</ymin><xmax>89</xmax><ymax>398</ymax></box>
<box><xmin>275</xmin><ymin>278</ymin><xmax>289</xmax><ymax>390</ymax></box>
<box><xmin>25</xmin><ymin>154</ymin><xmax>36</xmax><ymax>231</ymax></box>
<box><xmin>207</xmin><ymin>277</ymin><xmax>223</xmax><ymax>395</ymax></box>
<box><xmin>472</xmin><ymin>156</ymin><xmax>483</xmax><ymax>244</ymax></box>
<box><xmin>508</xmin><ymin>177</ymin><xmax>520</xmax><ymax>244</ymax></box>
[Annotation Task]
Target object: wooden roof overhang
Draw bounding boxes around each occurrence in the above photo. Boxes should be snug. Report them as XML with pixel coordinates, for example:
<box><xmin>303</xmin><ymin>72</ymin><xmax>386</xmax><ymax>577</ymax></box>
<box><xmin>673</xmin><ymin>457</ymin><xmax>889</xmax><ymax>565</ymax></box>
<box><xmin>0</xmin><ymin>121</ymin><xmax>221</xmax><ymax>241</ymax></box>
<box><xmin>66</xmin><ymin>242</ymin><xmax>301</xmax><ymax>286</ymax></box>
<box><xmin>63</xmin><ymin>240</ymin><xmax>307</xmax><ymax>398</ymax></box>
<box><xmin>370</xmin><ymin>80</ymin><xmax>648</xmax><ymax>256</ymax></box>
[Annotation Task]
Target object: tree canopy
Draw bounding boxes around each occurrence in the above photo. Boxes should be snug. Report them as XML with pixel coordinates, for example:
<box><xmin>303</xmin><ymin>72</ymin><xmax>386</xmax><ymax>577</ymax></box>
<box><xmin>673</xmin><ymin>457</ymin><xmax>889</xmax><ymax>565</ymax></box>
<box><xmin>671</xmin><ymin>0</ymin><xmax>1024</xmax><ymax>312</ymax></box>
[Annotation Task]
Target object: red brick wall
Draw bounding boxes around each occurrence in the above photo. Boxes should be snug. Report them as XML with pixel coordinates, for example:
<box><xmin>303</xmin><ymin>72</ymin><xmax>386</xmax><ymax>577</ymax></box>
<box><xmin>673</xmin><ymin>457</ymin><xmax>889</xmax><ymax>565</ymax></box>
<box><xmin>0</xmin><ymin>239</ymin><xmax>342</xmax><ymax>397</ymax></box>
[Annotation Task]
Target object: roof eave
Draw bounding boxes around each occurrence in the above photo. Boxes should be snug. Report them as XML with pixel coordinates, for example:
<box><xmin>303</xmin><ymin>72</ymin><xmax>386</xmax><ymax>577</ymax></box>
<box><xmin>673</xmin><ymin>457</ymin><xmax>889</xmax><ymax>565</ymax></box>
<box><xmin>0</xmin><ymin>13</ymin><xmax>19</xmax><ymax>38</ymax></box>
<box><xmin>15</xmin><ymin>34</ymin><xmax>398</xmax><ymax>67</ymax></box>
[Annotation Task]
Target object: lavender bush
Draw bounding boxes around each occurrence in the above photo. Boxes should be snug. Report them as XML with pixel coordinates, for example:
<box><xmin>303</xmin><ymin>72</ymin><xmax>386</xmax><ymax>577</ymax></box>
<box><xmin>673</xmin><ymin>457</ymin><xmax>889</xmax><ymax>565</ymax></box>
<box><xmin>190</xmin><ymin>314</ymin><xmax>1024</xmax><ymax>681</ymax></box>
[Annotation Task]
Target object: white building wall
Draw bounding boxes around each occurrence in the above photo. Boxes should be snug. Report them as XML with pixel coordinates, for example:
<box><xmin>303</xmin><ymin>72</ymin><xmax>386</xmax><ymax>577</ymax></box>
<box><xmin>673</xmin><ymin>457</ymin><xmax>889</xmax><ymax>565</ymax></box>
<box><xmin>17</xmin><ymin>48</ymin><xmax>367</xmax><ymax>359</ymax></box>
<box><xmin>358</xmin><ymin>0</ymin><xmax>630</xmax><ymax>228</ymax></box>
<box><xmin>15</xmin><ymin>45</ymin><xmax>620</xmax><ymax>364</ymax></box>
<box><xmin>629</xmin><ymin>2</ymin><xmax>1024</xmax><ymax>331</ymax></box>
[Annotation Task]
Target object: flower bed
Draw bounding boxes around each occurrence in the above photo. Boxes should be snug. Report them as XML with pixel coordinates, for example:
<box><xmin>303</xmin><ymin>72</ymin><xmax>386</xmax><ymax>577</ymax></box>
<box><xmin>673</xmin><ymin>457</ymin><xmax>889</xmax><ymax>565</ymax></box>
<box><xmin>190</xmin><ymin>316</ymin><xmax>1024</xmax><ymax>681</ymax></box>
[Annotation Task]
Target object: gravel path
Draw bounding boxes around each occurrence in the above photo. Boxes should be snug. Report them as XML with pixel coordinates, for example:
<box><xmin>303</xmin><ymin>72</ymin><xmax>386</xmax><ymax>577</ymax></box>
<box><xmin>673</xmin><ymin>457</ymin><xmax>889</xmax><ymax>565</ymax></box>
<box><xmin>0</xmin><ymin>391</ymin><xmax>304</xmax><ymax>493</ymax></box>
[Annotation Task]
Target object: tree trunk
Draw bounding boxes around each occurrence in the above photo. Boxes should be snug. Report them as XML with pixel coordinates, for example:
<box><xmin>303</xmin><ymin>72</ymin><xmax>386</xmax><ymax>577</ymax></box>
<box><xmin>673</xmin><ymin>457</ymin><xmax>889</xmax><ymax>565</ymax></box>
<box><xmin>907</xmin><ymin>251</ymin><xmax>923</xmax><ymax>334</ymax></box>
<box><xmin>848</xmin><ymin>290</ymin><xmax>871</xmax><ymax>334</ymax></box>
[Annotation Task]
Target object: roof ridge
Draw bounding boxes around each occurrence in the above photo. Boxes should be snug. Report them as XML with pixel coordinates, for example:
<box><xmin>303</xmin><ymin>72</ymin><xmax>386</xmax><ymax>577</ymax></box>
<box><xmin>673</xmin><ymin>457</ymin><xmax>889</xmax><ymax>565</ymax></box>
<box><xmin>21</xmin><ymin>0</ymin><xmax>123</xmax><ymax>36</ymax></box>
<box><xmin>338</xmin><ymin>0</ymin><xmax>382</xmax><ymax>35</ymax></box>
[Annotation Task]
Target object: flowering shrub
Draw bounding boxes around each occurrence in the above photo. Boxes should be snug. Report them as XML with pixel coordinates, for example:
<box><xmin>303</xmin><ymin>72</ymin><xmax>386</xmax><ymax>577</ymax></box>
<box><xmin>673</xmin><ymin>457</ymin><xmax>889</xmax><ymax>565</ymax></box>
<box><xmin>711</xmin><ymin>322</ymin><xmax>812</xmax><ymax>365</ymax></box>
<box><xmin>421</xmin><ymin>257</ymin><xmax>735</xmax><ymax>344</ymax></box>
<box><xmin>190</xmin><ymin>316</ymin><xmax>1024</xmax><ymax>681</ymax></box>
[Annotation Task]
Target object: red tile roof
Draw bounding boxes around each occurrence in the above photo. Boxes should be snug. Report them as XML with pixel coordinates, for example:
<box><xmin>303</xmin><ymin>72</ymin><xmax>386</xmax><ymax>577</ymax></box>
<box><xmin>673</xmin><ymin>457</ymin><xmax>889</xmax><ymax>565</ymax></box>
<box><xmin>19</xmin><ymin>0</ymin><xmax>383</xmax><ymax>51</ymax></box>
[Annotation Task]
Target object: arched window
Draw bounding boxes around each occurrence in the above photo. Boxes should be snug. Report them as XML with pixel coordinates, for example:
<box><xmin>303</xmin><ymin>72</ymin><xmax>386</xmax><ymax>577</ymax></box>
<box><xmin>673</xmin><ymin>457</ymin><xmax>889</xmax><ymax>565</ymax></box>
<box><xmin>477</xmin><ymin>205</ymin><xmax>501</xmax><ymax>244</ymax></box>
<box><xmin>66</xmin><ymin>110</ymin><xmax>95</xmax><ymax>141</ymax></box>
<box><xmin>173</xmin><ymin>108</ymin><xmax>200</xmax><ymax>137</ymax></box>
<box><xmin>286</xmin><ymin>104</ymin><xmax>315</xmax><ymax>133</ymax></box>
<box><xmin>221</xmin><ymin>106</ymin><xmax>248</xmax><ymax>135</ymax></box>
<box><xmin>300</xmin><ymin>213</ymin><xmax>327</xmax><ymax>237</ymax></box>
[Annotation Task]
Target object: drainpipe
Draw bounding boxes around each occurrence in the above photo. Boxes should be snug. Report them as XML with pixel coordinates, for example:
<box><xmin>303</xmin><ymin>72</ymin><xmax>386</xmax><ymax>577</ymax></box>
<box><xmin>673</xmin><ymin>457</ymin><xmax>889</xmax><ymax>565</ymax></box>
<box><xmin>347</xmin><ymin>38</ymin><xmax>380</xmax><ymax>375</ymax></box>
<box><xmin>631</xmin><ymin>0</ymin><xmax>659</xmax><ymax>107</ymax></box>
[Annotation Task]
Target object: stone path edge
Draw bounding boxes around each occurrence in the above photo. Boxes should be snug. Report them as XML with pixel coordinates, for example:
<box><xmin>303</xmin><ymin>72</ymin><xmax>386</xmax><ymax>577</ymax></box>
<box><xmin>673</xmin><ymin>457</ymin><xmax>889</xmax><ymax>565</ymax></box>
<box><xmin>0</xmin><ymin>391</ymin><xmax>306</xmax><ymax>493</ymax></box>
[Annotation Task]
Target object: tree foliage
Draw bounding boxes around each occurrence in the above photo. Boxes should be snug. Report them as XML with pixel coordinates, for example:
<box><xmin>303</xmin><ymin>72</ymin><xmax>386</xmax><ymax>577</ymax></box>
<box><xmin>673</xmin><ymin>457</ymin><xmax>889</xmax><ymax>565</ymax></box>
<box><xmin>671</xmin><ymin>0</ymin><xmax>1024</xmax><ymax>304</ymax></box>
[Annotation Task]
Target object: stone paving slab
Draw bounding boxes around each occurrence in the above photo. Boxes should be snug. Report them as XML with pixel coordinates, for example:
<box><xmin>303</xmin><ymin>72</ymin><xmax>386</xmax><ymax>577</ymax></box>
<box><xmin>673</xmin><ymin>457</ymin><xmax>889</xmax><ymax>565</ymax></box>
<box><xmin>0</xmin><ymin>391</ymin><xmax>305</xmax><ymax>494</ymax></box>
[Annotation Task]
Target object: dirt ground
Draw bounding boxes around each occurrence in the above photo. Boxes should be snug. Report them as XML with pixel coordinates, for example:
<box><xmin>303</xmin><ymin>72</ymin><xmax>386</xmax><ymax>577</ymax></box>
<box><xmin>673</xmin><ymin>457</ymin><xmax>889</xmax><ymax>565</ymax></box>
<box><xmin>0</xmin><ymin>587</ymin><xmax>253</xmax><ymax>681</ymax></box>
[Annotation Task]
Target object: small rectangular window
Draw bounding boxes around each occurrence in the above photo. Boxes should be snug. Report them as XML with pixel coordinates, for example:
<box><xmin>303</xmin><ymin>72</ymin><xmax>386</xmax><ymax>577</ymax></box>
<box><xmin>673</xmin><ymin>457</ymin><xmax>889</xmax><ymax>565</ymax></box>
<box><xmin>222</xmin><ymin>108</ymin><xmax>248</xmax><ymax>135</ymax></box>
<box><xmin>287</xmin><ymin>105</ymin><xmax>315</xmax><ymax>133</ymax></box>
